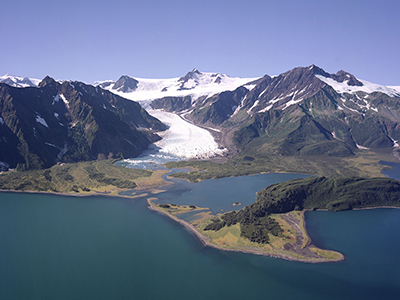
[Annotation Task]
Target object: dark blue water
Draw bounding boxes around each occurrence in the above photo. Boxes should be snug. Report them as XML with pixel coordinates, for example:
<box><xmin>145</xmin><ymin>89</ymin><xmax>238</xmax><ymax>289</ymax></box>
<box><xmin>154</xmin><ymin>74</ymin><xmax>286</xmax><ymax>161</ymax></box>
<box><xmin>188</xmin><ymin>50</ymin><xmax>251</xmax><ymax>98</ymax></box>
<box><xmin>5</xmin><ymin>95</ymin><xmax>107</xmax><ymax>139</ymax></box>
<box><xmin>154</xmin><ymin>173</ymin><xmax>310</xmax><ymax>214</ymax></box>
<box><xmin>380</xmin><ymin>161</ymin><xmax>400</xmax><ymax>180</ymax></box>
<box><xmin>1</xmin><ymin>173</ymin><xmax>399</xmax><ymax>299</ymax></box>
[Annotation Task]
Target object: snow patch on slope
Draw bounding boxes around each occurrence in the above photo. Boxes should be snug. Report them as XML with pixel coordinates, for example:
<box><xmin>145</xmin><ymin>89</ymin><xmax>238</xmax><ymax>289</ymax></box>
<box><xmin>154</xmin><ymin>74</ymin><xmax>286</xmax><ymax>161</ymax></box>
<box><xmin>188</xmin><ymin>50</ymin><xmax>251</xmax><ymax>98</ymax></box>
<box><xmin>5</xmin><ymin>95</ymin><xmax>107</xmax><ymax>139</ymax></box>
<box><xmin>35</xmin><ymin>113</ymin><xmax>48</xmax><ymax>128</ymax></box>
<box><xmin>247</xmin><ymin>100</ymin><xmax>259</xmax><ymax>114</ymax></box>
<box><xmin>283</xmin><ymin>98</ymin><xmax>304</xmax><ymax>110</ymax></box>
<box><xmin>316</xmin><ymin>75</ymin><xmax>400</xmax><ymax>97</ymax></box>
<box><xmin>59</xmin><ymin>94</ymin><xmax>69</xmax><ymax>108</ymax></box>
<box><xmin>258</xmin><ymin>104</ymin><xmax>273</xmax><ymax>113</ymax></box>
<box><xmin>356</xmin><ymin>144</ymin><xmax>368</xmax><ymax>150</ymax></box>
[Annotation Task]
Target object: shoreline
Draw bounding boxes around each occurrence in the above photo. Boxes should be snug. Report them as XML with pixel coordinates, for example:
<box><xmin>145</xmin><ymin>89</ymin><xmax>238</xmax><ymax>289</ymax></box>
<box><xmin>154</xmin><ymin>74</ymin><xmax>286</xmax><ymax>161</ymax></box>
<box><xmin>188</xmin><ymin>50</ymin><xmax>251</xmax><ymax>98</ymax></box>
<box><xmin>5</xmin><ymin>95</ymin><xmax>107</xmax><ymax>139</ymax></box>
<box><xmin>0</xmin><ymin>186</ymin><xmax>167</xmax><ymax>200</ymax></box>
<box><xmin>1</xmin><ymin>185</ymin><xmax>397</xmax><ymax>263</ymax></box>
<box><xmin>147</xmin><ymin>199</ymin><xmax>344</xmax><ymax>263</ymax></box>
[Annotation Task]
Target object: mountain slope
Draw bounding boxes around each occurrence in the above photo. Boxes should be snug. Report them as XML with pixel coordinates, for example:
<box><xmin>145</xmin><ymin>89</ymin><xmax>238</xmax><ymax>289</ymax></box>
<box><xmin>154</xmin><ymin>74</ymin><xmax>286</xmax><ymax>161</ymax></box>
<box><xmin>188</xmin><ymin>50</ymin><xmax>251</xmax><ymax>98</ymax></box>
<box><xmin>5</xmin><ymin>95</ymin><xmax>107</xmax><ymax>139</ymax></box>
<box><xmin>172</xmin><ymin>66</ymin><xmax>400</xmax><ymax>157</ymax></box>
<box><xmin>3</xmin><ymin>66</ymin><xmax>399</xmax><ymax>166</ymax></box>
<box><xmin>255</xmin><ymin>176</ymin><xmax>400</xmax><ymax>212</ymax></box>
<box><xmin>97</xmin><ymin>66</ymin><xmax>400</xmax><ymax>159</ymax></box>
<box><xmin>0</xmin><ymin>77</ymin><xmax>165</xmax><ymax>170</ymax></box>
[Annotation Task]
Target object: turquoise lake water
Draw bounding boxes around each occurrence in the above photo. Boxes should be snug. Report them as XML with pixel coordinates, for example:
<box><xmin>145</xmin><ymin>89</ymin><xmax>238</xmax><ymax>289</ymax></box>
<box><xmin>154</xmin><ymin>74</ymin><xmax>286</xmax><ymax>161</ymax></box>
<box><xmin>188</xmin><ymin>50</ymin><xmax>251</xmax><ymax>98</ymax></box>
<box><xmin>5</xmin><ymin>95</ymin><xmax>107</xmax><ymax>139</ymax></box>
<box><xmin>1</xmin><ymin>172</ymin><xmax>400</xmax><ymax>299</ymax></box>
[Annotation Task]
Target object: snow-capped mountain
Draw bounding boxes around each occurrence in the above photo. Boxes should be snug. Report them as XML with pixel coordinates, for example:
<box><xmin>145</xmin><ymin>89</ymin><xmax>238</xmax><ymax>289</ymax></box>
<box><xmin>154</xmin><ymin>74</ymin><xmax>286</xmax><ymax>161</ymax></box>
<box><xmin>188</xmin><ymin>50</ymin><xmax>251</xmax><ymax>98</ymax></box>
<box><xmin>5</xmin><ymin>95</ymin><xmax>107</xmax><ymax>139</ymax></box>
<box><xmin>186</xmin><ymin>65</ymin><xmax>400</xmax><ymax>119</ymax></box>
<box><xmin>96</xmin><ymin>67</ymin><xmax>400</xmax><ymax>122</ymax></box>
<box><xmin>146</xmin><ymin>66</ymin><xmax>400</xmax><ymax>158</ymax></box>
<box><xmin>316</xmin><ymin>74</ymin><xmax>400</xmax><ymax>97</ymax></box>
<box><xmin>0</xmin><ymin>74</ymin><xmax>41</xmax><ymax>88</ymax></box>
<box><xmin>96</xmin><ymin>69</ymin><xmax>258</xmax><ymax>108</ymax></box>
<box><xmin>3</xmin><ymin>66</ymin><xmax>400</xmax><ymax>164</ymax></box>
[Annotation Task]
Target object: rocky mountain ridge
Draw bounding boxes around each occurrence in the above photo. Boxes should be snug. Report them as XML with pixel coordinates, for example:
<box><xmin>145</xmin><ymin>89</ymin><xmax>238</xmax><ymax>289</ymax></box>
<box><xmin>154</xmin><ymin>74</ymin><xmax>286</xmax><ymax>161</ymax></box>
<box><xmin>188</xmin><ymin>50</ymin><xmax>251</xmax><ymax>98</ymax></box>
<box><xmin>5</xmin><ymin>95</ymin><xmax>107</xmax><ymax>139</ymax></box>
<box><xmin>145</xmin><ymin>66</ymin><xmax>400</xmax><ymax>158</ymax></box>
<box><xmin>0</xmin><ymin>77</ymin><xmax>165</xmax><ymax>170</ymax></box>
<box><xmin>2</xmin><ymin>66</ymin><xmax>400</xmax><ymax>166</ymax></box>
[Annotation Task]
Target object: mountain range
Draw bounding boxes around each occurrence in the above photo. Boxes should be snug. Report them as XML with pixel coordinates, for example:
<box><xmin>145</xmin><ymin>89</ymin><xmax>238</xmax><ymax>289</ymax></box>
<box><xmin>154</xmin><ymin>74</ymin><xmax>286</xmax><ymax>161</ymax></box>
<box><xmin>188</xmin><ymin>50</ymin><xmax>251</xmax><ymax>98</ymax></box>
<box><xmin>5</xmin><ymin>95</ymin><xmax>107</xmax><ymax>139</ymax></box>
<box><xmin>1</xmin><ymin>65</ymin><xmax>400</xmax><ymax>170</ymax></box>
<box><xmin>132</xmin><ymin>66</ymin><xmax>400</xmax><ymax>158</ymax></box>
<box><xmin>0</xmin><ymin>76</ymin><xmax>164</xmax><ymax>170</ymax></box>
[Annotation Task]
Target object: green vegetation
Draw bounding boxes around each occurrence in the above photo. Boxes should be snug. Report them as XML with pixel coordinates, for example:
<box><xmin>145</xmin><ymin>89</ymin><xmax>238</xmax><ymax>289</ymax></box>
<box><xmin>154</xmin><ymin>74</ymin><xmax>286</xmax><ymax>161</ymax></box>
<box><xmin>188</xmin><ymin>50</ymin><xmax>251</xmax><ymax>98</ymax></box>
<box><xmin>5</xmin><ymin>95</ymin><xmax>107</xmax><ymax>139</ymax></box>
<box><xmin>84</xmin><ymin>164</ymin><xmax>137</xmax><ymax>189</ymax></box>
<box><xmin>165</xmin><ymin>150</ymin><xmax>389</xmax><ymax>182</ymax></box>
<box><xmin>204</xmin><ymin>212</ymin><xmax>282</xmax><ymax>244</ymax></box>
<box><xmin>255</xmin><ymin>176</ymin><xmax>400</xmax><ymax>212</ymax></box>
<box><xmin>202</xmin><ymin>176</ymin><xmax>400</xmax><ymax>247</ymax></box>
<box><xmin>155</xmin><ymin>204</ymin><xmax>345</xmax><ymax>262</ymax></box>
<box><xmin>154</xmin><ymin>202</ymin><xmax>212</xmax><ymax>220</ymax></box>
<box><xmin>0</xmin><ymin>159</ymin><xmax>152</xmax><ymax>194</ymax></box>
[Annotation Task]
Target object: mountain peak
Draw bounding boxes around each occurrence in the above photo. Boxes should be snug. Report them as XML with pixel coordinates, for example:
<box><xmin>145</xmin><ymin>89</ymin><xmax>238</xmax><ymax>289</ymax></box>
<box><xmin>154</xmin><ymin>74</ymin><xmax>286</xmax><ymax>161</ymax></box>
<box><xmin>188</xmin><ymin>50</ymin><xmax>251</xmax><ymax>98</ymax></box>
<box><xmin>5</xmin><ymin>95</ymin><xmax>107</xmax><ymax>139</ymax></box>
<box><xmin>306</xmin><ymin>66</ymin><xmax>363</xmax><ymax>87</ymax></box>
<box><xmin>191</xmin><ymin>68</ymin><xmax>201</xmax><ymax>74</ymax></box>
<box><xmin>308</xmin><ymin>65</ymin><xmax>331</xmax><ymax>77</ymax></box>
<box><xmin>0</xmin><ymin>74</ymin><xmax>37</xmax><ymax>88</ymax></box>
<box><xmin>112</xmin><ymin>75</ymin><xmax>139</xmax><ymax>92</ymax></box>
<box><xmin>178</xmin><ymin>69</ymin><xmax>202</xmax><ymax>82</ymax></box>
<box><xmin>38</xmin><ymin>76</ymin><xmax>58</xmax><ymax>88</ymax></box>
<box><xmin>331</xmin><ymin>70</ymin><xmax>363</xmax><ymax>86</ymax></box>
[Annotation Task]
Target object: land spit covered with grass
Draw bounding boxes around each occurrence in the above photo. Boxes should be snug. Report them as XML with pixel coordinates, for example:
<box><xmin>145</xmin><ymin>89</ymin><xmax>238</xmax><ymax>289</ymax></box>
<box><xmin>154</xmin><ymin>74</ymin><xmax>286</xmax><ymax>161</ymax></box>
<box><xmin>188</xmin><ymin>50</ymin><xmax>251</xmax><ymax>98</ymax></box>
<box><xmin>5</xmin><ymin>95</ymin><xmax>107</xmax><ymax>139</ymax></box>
<box><xmin>0</xmin><ymin>159</ymin><xmax>171</xmax><ymax>197</ymax></box>
<box><xmin>148</xmin><ymin>172</ymin><xmax>400</xmax><ymax>263</ymax></box>
<box><xmin>1</xmin><ymin>147</ymin><xmax>394</xmax><ymax>195</ymax></box>
<box><xmin>148</xmin><ymin>200</ymin><xmax>344</xmax><ymax>263</ymax></box>
<box><xmin>165</xmin><ymin>148</ymin><xmax>396</xmax><ymax>182</ymax></box>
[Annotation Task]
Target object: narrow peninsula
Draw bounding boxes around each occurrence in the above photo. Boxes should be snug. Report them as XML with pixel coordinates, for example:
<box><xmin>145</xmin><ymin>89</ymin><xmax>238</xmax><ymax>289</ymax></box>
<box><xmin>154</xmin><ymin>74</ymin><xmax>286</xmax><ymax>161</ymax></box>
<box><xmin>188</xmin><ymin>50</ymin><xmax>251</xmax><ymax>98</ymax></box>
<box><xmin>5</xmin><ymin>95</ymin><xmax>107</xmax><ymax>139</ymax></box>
<box><xmin>149</xmin><ymin>176</ymin><xmax>400</xmax><ymax>263</ymax></box>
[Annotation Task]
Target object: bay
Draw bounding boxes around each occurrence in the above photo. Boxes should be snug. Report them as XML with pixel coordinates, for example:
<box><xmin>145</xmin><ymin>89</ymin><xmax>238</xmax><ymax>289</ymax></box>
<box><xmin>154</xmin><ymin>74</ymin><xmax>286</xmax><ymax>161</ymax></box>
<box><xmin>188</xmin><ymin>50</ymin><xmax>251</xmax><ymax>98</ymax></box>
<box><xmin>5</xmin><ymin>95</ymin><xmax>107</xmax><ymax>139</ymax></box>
<box><xmin>0</xmin><ymin>173</ymin><xmax>399</xmax><ymax>300</ymax></box>
<box><xmin>153</xmin><ymin>173</ymin><xmax>310</xmax><ymax>214</ymax></box>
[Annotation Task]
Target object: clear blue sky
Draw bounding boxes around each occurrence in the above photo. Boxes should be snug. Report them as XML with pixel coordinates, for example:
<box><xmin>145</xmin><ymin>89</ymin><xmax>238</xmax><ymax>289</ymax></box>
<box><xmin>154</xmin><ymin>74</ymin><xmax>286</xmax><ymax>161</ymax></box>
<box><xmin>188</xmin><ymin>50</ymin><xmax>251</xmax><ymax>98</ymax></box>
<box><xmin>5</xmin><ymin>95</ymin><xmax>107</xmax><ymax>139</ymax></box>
<box><xmin>2</xmin><ymin>0</ymin><xmax>399</xmax><ymax>85</ymax></box>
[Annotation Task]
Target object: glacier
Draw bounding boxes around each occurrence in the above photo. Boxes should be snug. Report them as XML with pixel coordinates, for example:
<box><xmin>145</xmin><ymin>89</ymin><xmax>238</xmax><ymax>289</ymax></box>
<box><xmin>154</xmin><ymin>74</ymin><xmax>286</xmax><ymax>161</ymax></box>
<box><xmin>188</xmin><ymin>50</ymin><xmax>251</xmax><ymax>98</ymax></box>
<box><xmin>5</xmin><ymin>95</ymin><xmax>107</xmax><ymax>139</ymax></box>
<box><xmin>149</xmin><ymin>110</ymin><xmax>226</xmax><ymax>159</ymax></box>
<box><xmin>100</xmin><ymin>70</ymin><xmax>252</xmax><ymax>160</ymax></box>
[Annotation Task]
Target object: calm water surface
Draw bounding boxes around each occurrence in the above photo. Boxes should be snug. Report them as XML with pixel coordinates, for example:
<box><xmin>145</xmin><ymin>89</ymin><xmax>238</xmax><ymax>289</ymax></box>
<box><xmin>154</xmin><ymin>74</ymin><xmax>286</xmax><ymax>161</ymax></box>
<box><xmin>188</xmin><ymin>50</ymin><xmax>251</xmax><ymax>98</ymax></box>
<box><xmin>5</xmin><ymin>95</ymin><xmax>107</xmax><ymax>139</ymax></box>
<box><xmin>380</xmin><ymin>161</ymin><xmax>400</xmax><ymax>180</ymax></box>
<box><xmin>154</xmin><ymin>173</ymin><xmax>310</xmax><ymax>214</ymax></box>
<box><xmin>1</xmin><ymin>173</ymin><xmax>399</xmax><ymax>300</ymax></box>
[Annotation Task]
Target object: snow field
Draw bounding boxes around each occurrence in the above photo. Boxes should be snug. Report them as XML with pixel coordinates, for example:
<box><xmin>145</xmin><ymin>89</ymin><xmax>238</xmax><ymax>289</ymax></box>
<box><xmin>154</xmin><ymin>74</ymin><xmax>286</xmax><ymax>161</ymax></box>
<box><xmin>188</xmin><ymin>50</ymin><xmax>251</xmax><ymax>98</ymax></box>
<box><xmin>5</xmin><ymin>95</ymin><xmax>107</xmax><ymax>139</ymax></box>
<box><xmin>315</xmin><ymin>75</ymin><xmax>400</xmax><ymax>97</ymax></box>
<box><xmin>100</xmin><ymin>72</ymin><xmax>258</xmax><ymax>109</ymax></box>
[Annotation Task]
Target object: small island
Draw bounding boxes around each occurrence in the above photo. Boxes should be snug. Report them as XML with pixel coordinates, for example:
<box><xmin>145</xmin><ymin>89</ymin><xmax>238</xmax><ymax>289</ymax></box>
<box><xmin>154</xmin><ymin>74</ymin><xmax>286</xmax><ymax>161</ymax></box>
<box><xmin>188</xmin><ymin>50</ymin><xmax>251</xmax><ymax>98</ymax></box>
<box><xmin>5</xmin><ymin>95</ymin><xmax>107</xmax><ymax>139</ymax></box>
<box><xmin>149</xmin><ymin>176</ymin><xmax>400</xmax><ymax>263</ymax></box>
